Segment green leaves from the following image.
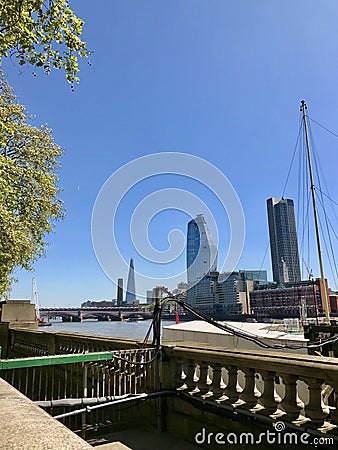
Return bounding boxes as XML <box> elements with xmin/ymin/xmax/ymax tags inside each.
<box><xmin>0</xmin><ymin>73</ymin><xmax>64</xmax><ymax>296</ymax></box>
<box><xmin>0</xmin><ymin>0</ymin><xmax>91</xmax><ymax>87</ymax></box>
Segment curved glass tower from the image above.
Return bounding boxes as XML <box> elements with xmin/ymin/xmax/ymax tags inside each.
<box><xmin>186</xmin><ymin>214</ymin><xmax>218</xmax><ymax>285</ymax></box>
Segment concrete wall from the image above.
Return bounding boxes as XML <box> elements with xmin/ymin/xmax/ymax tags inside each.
<box><xmin>0</xmin><ymin>378</ymin><xmax>92</xmax><ymax>450</ymax></box>
<box><xmin>1</xmin><ymin>300</ymin><xmax>37</xmax><ymax>329</ymax></box>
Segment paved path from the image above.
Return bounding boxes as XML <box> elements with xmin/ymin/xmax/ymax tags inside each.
<box><xmin>93</xmin><ymin>429</ymin><xmax>199</xmax><ymax>450</ymax></box>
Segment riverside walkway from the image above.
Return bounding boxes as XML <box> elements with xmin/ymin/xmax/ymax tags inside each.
<box><xmin>1</xmin><ymin>327</ymin><xmax>338</xmax><ymax>449</ymax></box>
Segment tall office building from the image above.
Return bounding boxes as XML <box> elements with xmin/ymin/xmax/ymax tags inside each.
<box><xmin>186</xmin><ymin>214</ymin><xmax>218</xmax><ymax>285</ymax></box>
<box><xmin>267</xmin><ymin>198</ymin><xmax>301</xmax><ymax>284</ymax></box>
<box><xmin>125</xmin><ymin>258</ymin><xmax>136</xmax><ymax>304</ymax></box>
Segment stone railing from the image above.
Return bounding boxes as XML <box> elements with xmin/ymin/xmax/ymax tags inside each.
<box><xmin>3</xmin><ymin>328</ymin><xmax>338</xmax><ymax>442</ymax></box>
<box><xmin>6</xmin><ymin>328</ymin><xmax>146</xmax><ymax>358</ymax></box>
<box><xmin>161</xmin><ymin>342</ymin><xmax>338</xmax><ymax>435</ymax></box>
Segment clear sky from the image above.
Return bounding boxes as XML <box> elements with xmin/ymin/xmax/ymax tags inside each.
<box><xmin>4</xmin><ymin>0</ymin><xmax>338</xmax><ymax>306</ymax></box>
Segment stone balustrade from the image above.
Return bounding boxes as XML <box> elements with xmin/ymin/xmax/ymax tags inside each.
<box><xmin>6</xmin><ymin>327</ymin><xmax>146</xmax><ymax>358</ymax></box>
<box><xmin>3</xmin><ymin>327</ymin><xmax>338</xmax><ymax>444</ymax></box>
<box><xmin>161</xmin><ymin>342</ymin><xmax>338</xmax><ymax>435</ymax></box>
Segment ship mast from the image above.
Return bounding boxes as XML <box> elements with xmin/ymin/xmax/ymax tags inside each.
<box><xmin>32</xmin><ymin>278</ymin><xmax>40</xmax><ymax>321</ymax></box>
<box><xmin>300</xmin><ymin>100</ymin><xmax>330</xmax><ymax>323</ymax></box>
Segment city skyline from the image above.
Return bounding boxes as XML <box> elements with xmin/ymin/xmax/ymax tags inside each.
<box><xmin>5</xmin><ymin>1</ymin><xmax>338</xmax><ymax>306</ymax></box>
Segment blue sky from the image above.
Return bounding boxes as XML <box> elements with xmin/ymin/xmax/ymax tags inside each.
<box><xmin>4</xmin><ymin>0</ymin><xmax>338</xmax><ymax>306</ymax></box>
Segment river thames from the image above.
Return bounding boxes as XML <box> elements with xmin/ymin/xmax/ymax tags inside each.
<box><xmin>49</xmin><ymin>319</ymin><xmax>174</xmax><ymax>340</ymax></box>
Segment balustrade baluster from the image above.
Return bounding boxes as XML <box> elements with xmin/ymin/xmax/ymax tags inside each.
<box><xmin>303</xmin><ymin>377</ymin><xmax>327</xmax><ymax>427</ymax></box>
<box><xmin>174</xmin><ymin>359</ymin><xmax>185</xmax><ymax>390</ymax></box>
<box><xmin>237</xmin><ymin>368</ymin><xmax>257</xmax><ymax>409</ymax></box>
<box><xmin>327</xmin><ymin>380</ymin><xmax>338</xmax><ymax>434</ymax></box>
<box><xmin>197</xmin><ymin>361</ymin><xmax>209</xmax><ymax>396</ymax></box>
<box><xmin>220</xmin><ymin>365</ymin><xmax>239</xmax><ymax>404</ymax></box>
<box><xmin>202</xmin><ymin>362</ymin><xmax>214</xmax><ymax>399</ymax></box>
<box><xmin>183</xmin><ymin>359</ymin><xmax>196</xmax><ymax>389</ymax></box>
<box><xmin>258</xmin><ymin>370</ymin><xmax>278</xmax><ymax>415</ymax></box>
<box><xmin>186</xmin><ymin>360</ymin><xmax>198</xmax><ymax>395</ymax></box>
<box><xmin>280</xmin><ymin>374</ymin><xmax>301</xmax><ymax>421</ymax></box>
<box><xmin>212</xmin><ymin>364</ymin><xmax>225</xmax><ymax>401</ymax></box>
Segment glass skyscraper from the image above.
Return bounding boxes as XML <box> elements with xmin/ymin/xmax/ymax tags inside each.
<box><xmin>267</xmin><ymin>197</ymin><xmax>301</xmax><ymax>284</ymax></box>
<box><xmin>186</xmin><ymin>214</ymin><xmax>218</xmax><ymax>285</ymax></box>
<box><xmin>125</xmin><ymin>258</ymin><xmax>136</xmax><ymax>304</ymax></box>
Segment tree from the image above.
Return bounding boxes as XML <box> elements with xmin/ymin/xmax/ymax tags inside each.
<box><xmin>0</xmin><ymin>72</ymin><xmax>64</xmax><ymax>297</ymax></box>
<box><xmin>0</xmin><ymin>0</ymin><xmax>90</xmax><ymax>87</ymax></box>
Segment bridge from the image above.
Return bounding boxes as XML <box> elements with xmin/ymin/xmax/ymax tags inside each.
<box><xmin>40</xmin><ymin>306</ymin><xmax>154</xmax><ymax>322</ymax></box>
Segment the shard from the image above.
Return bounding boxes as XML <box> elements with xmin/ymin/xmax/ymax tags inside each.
<box><xmin>125</xmin><ymin>258</ymin><xmax>136</xmax><ymax>304</ymax></box>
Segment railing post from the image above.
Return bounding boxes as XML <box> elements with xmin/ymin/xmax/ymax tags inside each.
<box><xmin>303</xmin><ymin>377</ymin><xmax>327</xmax><ymax>426</ymax></box>
<box><xmin>197</xmin><ymin>361</ymin><xmax>209</xmax><ymax>395</ymax></box>
<box><xmin>222</xmin><ymin>365</ymin><xmax>239</xmax><ymax>404</ymax></box>
<box><xmin>211</xmin><ymin>364</ymin><xmax>224</xmax><ymax>398</ymax></box>
<box><xmin>329</xmin><ymin>379</ymin><xmax>338</xmax><ymax>433</ymax></box>
<box><xmin>239</xmin><ymin>367</ymin><xmax>257</xmax><ymax>409</ymax></box>
<box><xmin>186</xmin><ymin>360</ymin><xmax>199</xmax><ymax>395</ymax></box>
<box><xmin>281</xmin><ymin>374</ymin><xmax>301</xmax><ymax>421</ymax></box>
<box><xmin>259</xmin><ymin>370</ymin><xmax>278</xmax><ymax>415</ymax></box>
<box><xmin>180</xmin><ymin>358</ymin><xmax>195</xmax><ymax>392</ymax></box>
<box><xmin>173</xmin><ymin>359</ymin><xmax>184</xmax><ymax>389</ymax></box>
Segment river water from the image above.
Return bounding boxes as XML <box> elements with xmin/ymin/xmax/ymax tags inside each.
<box><xmin>49</xmin><ymin>319</ymin><xmax>174</xmax><ymax>341</ymax></box>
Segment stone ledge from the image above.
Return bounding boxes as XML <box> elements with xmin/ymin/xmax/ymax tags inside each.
<box><xmin>0</xmin><ymin>378</ymin><xmax>91</xmax><ymax>449</ymax></box>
